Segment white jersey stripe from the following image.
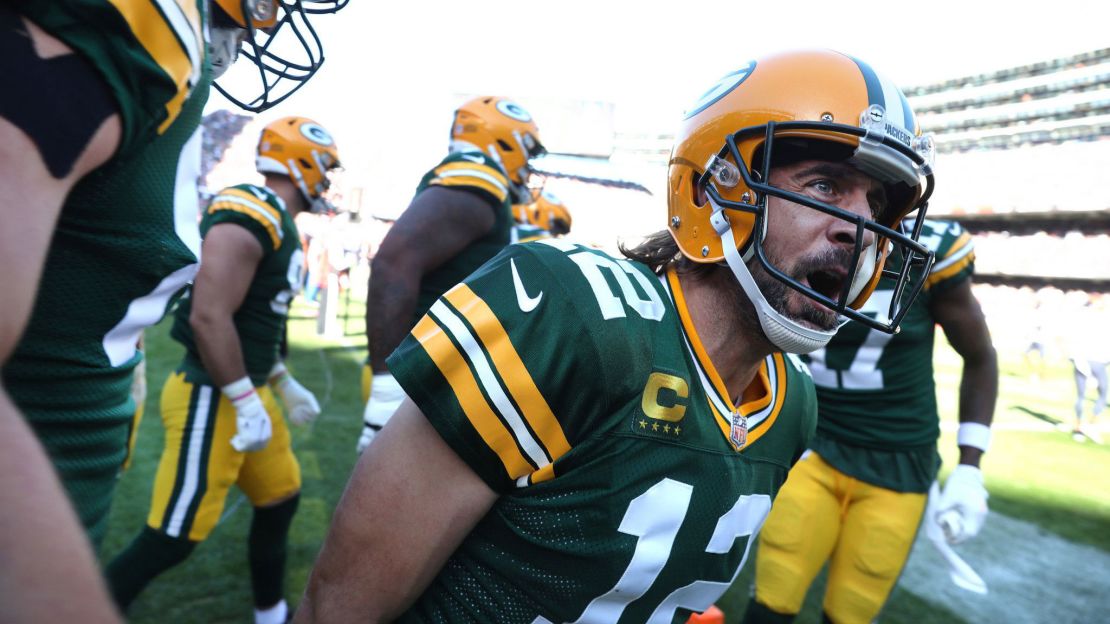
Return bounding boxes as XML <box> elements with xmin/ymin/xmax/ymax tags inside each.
<box><xmin>212</xmin><ymin>195</ymin><xmax>285</xmax><ymax>239</ymax></box>
<box><xmin>436</xmin><ymin>169</ymin><xmax>509</xmax><ymax>195</ymax></box>
<box><xmin>931</xmin><ymin>240</ymin><xmax>975</xmax><ymax>274</ymax></box>
<box><xmin>166</xmin><ymin>385</ymin><xmax>212</xmax><ymax>538</ymax></box>
<box><xmin>153</xmin><ymin>0</ymin><xmax>202</xmax><ymax>85</ymax></box>
<box><xmin>429</xmin><ymin>301</ymin><xmax>550</xmax><ymax>469</ymax></box>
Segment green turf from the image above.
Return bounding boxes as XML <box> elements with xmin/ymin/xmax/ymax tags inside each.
<box><xmin>99</xmin><ymin>295</ymin><xmax>1110</xmax><ymax>623</ymax></box>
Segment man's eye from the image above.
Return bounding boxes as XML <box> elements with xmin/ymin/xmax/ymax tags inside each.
<box><xmin>812</xmin><ymin>180</ymin><xmax>834</xmax><ymax>194</ymax></box>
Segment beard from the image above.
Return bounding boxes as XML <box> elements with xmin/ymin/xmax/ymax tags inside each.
<box><xmin>747</xmin><ymin>246</ymin><xmax>858</xmax><ymax>332</ymax></box>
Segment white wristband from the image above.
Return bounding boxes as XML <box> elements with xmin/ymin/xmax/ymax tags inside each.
<box><xmin>221</xmin><ymin>376</ymin><xmax>256</xmax><ymax>402</ymax></box>
<box><xmin>957</xmin><ymin>422</ymin><xmax>991</xmax><ymax>453</ymax></box>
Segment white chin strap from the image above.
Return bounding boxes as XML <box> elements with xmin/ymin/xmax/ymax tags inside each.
<box><xmin>709</xmin><ymin>198</ymin><xmax>837</xmax><ymax>354</ymax></box>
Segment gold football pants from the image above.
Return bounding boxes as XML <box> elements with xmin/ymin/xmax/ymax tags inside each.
<box><xmin>752</xmin><ymin>452</ymin><xmax>926</xmax><ymax>624</ymax></box>
<box><xmin>146</xmin><ymin>372</ymin><xmax>301</xmax><ymax>542</ymax></box>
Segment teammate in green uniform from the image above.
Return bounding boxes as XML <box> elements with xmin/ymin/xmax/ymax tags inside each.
<box><xmin>0</xmin><ymin>2</ymin><xmax>343</xmax><ymax>620</ymax></box>
<box><xmin>741</xmin><ymin>218</ymin><xmax>997</xmax><ymax>624</ymax></box>
<box><xmin>511</xmin><ymin>187</ymin><xmax>573</xmax><ymax>243</ymax></box>
<box><xmin>297</xmin><ymin>49</ymin><xmax>939</xmax><ymax>623</ymax></box>
<box><xmin>358</xmin><ymin>96</ymin><xmax>546</xmax><ymax>451</ymax></box>
<box><xmin>105</xmin><ymin>117</ymin><xmax>340</xmax><ymax>624</ymax></box>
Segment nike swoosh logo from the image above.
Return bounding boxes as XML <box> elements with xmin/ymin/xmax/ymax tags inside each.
<box><xmin>511</xmin><ymin>258</ymin><xmax>542</xmax><ymax>312</ymax></box>
<box><xmin>460</xmin><ymin>153</ymin><xmax>485</xmax><ymax>164</ymax></box>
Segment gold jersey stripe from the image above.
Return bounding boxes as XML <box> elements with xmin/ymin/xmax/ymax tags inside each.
<box><xmin>411</xmin><ymin>315</ymin><xmax>534</xmax><ymax>480</ymax></box>
<box><xmin>207</xmin><ymin>202</ymin><xmax>282</xmax><ymax>249</ymax></box>
<box><xmin>429</xmin><ymin>176</ymin><xmax>509</xmax><ymax>203</ymax></box>
<box><xmin>436</xmin><ymin>161</ymin><xmax>510</xmax><ymax>186</ymax></box>
<box><xmin>107</xmin><ymin>0</ymin><xmax>198</xmax><ymax>130</ymax></box>
<box><xmin>530</xmin><ymin>462</ymin><xmax>556</xmax><ymax>485</ymax></box>
<box><xmin>926</xmin><ymin>251</ymin><xmax>975</xmax><ymax>288</ymax></box>
<box><xmin>444</xmin><ymin>285</ymin><xmax>571</xmax><ymax>461</ymax></box>
<box><xmin>218</xmin><ymin>187</ymin><xmax>284</xmax><ymax>221</ymax></box>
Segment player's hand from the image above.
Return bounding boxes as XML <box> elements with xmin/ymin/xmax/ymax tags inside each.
<box><xmin>936</xmin><ymin>464</ymin><xmax>989</xmax><ymax>544</ymax></box>
<box><xmin>358</xmin><ymin>372</ymin><xmax>406</xmax><ymax>453</ymax></box>
<box><xmin>271</xmin><ymin>371</ymin><xmax>321</xmax><ymax>425</ymax></box>
<box><xmin>227</xmin><ymin>386</ymin><xmax>272</xmax><ymax>452</ymax></box>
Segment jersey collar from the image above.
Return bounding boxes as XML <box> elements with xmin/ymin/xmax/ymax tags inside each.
<box><xmin>662</xmin><ymin>266</ymin><xmax>788</xmax><ymax>450</ymax></box>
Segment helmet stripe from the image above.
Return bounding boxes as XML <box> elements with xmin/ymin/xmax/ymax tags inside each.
<box><xmin>849</xmin><ymin>55</ymin><xmax>915</xmax><ymax>133</ymax></box>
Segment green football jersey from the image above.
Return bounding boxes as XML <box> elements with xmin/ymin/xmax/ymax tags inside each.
<box><xmin>803</xmin><ymin>219</ymin><xmax>975</xmax><ymax>492</ymax></box>
<box><xmin>10</xmin><ymin>0</ymin><xmax>207</xmax><ymax>158</ymax></box>
<box><xmin>389</xmin><ymin>240</ymin><xmax>817</xmax><ymax>623</ymax></box>
<box><xmin>2</xmin><ymin>1</ymin><xmax>208</xmax><ymax>540</ymax></box>
<box><xmin>173</xmin><ymin>184</ymin><xmax>304</xmax><ymax>386</ymax></box>
<box><xmin>411</xmin><ymin>151</ymin><xmax>515</xmax><ymax>324</ymax></box>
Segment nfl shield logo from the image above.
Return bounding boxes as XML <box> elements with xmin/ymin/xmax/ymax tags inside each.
<box><xmin>730</xmin><ymin>411</ymin><xmax>748</xmax><ymax>449</ymax></box>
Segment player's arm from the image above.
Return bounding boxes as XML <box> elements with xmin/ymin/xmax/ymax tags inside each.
<box><xmin>930</xmin><ymin>277</ymin><xmax>997</xmax><ymax>544</ymax></box>
<box><xmin>0</xmin><ymin>9</ymin><xmax>123</xmax><ymax>623</ymax></box>
<box><xmin>189</xmin><ymin>223</ymin><xmax>263</xmax><ymax>385</ymax></box>
<box><xmin>296</xmin><ymin>399</ymin><xmax>498</xmax><ymax>623</ymax></box>
<box><xmin>930</xmin><ymin>278</ymin><xmax>998</xmax><ymax>468</ymax></box>
<box><xmin>190</xmin><ymin>223</ymin><xmax>276</xmax><ymax>452</ymax></box>
<box><xmin>366</xmin><ymin>186</ymin><xmax>497</xmax><ymax>372</ymax></box>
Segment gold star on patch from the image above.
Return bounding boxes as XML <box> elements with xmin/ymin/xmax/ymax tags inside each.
<box><xmin>652</xmin><ymin>422</ymin><xmax>659</xmax><ymax>432</ymax></box>
<box><xmin>674</xmin><ymin>426</ymin><xmax>681</xmax><ymax>436</ymax></box>
<box><xmin>638</xmin><ymin>419</ymin><xmax>647</xmax><ymax>429</ymax></box>
<box><xmin>663</xmin><ymin>424</ymin><xmax>671</xmax><ymax>433</ymax></box>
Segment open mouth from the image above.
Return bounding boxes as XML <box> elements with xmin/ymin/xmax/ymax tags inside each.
<box><xmin>804</xmin><ymin>268</ymin><xmax>848</xmax><ymax>305</ymax></box>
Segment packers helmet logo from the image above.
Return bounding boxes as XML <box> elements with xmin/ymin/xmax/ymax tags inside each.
<box><xmin>496</xmin><ymin>100</ymin><xmax>533</xmax><ymax>123</ymax></box>
<box><xmin>684</xmin><ymin>61</ymin><xmax>756</xmax><ymax>120</ymax></box>
<box><xmin>300</xmin><ymin>123</ymin><xmax>335</xmax><ymax>147</ymax></box>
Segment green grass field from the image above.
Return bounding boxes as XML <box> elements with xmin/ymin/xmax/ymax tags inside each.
<box><xmin>99</xmin><ymin>292</ymin><xmax>1110</xmax><ymax>623</ymax></box>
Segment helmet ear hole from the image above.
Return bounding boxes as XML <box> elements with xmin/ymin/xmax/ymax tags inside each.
<box><xmin>497</xmin><ymin>139</ymin><xmax>514</xmax><ymax>152</ymax></box>
<box><xmin>299</xmin><ymin>158</ymin><xmax>313</xmax><ymax>169</ymax></box>
<box><xmin>692</xmin><ymin>174</ymin><xmax>708</xmax><ymax>208</ymax></box>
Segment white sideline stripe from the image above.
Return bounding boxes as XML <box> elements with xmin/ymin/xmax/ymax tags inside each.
<box><xmin>429</xmin><ymin>300</ymin><xmax>549</xmax><ymax>470</ymax></box>
<box><xmin>166</xmin><ymin>385</ymin><xmax>212</xmax><ymax>537</ymax></box>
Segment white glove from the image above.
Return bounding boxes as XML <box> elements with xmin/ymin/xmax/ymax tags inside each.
<box><xmin>935</xmin><ymin>464</ymin><xmax>989</xmax><ymax>544</ymax></box>
<box><xmin>269</xmin><ymin>362</ymin><xmax>321</xmax><ymax>425</ymax></box>
<box><xmin>223</xmin><ymin>378</ymin><xmax>272</xmax><ymax>452</ymax></box>
<box><xmin>358</xmin><ymin>372</ymin><xmax>407</xmax><ymax>453</ymax></box>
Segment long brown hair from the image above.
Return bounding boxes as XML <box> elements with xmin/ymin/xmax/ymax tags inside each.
<box><xmin>619</xmin><ymin>230</ymin><xmax>718</xmax><ymax>279</ymax></box>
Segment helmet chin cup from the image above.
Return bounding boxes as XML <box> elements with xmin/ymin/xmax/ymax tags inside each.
<box><xmin>710</xmin><ymin>196</ymin><xmax>836</xmax><ymax>354</ymax></box>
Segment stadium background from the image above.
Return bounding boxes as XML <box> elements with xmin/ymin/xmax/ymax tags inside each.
<box><xmin>103</xmin><ymin>3</ymin><xmax>1110</xmax><ymax>620</ymax></box>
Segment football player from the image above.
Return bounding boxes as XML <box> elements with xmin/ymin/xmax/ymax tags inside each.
<box><xmin>511</xmin><ymin>187</ymin><xmax>573</xmax><ymax>243</ymax></box>
<box><xmin>741</xmin><ymin>218</ymin><xmax>997</xmax><ymax>624</ymax></box>
<box><xmin>295</xmin><ymin>49</ymin><xmax>938</xmax><ymax>623</ymax></box>
<box><xmin>105</xmin><ymin>117</ymin><xmax>337</xmax><ymax>624</ymax></box>
<box><xmin>0</xmin><ymin>1</ymin><xmax>343</xmax><ymax>621</ymax></box>
<box><xmin>358</xmin><ymin>96</ymin><xmax>546</xmax><ymax>451</ymax></box>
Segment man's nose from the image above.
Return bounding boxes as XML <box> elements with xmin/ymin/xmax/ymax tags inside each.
<box><xmin>827</xmin><ymin>189</ymin><xmax>877</xmax><ymax>249</ymax></box>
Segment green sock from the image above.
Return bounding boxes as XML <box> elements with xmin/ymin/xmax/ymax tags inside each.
<box><xmin>105</xmin><ymin>526</ymin><xmax>196</xmax><ymax>611</ymax></box>
<box><xmin>740</xmin><ymin>600</ymin><xmax>796</xmax><ymax>624</ymax></box>
<box><xmin>249</xmin><ymin>494</ymin><xmax>300</xmax><ymax>609</ymax></box>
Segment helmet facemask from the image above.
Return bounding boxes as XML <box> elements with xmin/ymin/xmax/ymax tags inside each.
<box><xmin>212</xmin><ymin>0</ymin><xmax>337</xmax><ymax>113</ymax></box>
<box><xmin>697</xmin><ymin>116</ymin><xmax>936</xmax><ymax>351</ymax></box>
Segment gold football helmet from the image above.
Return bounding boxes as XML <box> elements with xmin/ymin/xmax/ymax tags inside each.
<box><xmin>449</xmin><ymin>96</ymin><xmax>545</xmax><ymax>193</ymax></box>
<box><xmin>529</xmin><ymin>189</ymin><xmax>572</xmax><ymax>236</ymax></box>
<box><xmin>668</xmin><ymin>49</ymin><xmax>935</xmax><ymax>351</ymax></box>
<box><xmin>256</xmin><ymin>116</ymin><xmax>341</xmax><ymax>210</ymax></box>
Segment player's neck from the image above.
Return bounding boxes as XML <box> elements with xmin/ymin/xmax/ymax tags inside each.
<box><xmin>679</xmin><ymin>268</ymin><xmax>771</xmax><ymax>405</ymax></box>
<box><xmin>263</xmin><ymin>175</ymin><xmax>309</xmax><ymax>216</ymax></box>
